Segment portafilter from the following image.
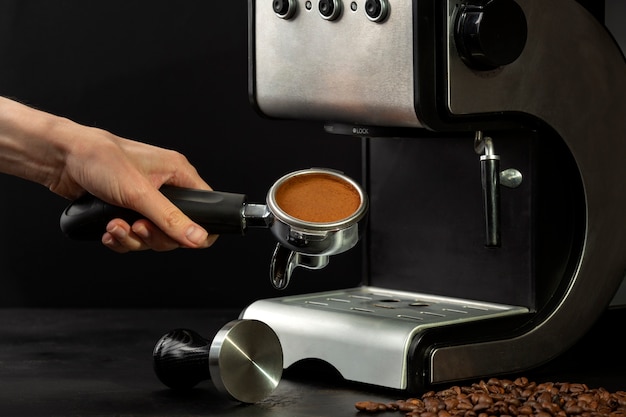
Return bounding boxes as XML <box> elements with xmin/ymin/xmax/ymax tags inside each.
<box><xmin>59</xmin><ymin>168</ymin><xmax>368</xmax><ymax>289</ymax></box>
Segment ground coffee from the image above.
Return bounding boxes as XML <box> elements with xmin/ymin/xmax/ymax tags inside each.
<box><xmin>355</xmin><ymin>377</ymin><xmax>626</xmax><ymax>417</ymax></box>
<box><xmin>274</xmin><ymin>172</ymin><xmax>361</xmax><ymax>223</ymax></box>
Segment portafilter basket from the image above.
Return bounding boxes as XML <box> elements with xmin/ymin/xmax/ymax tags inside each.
<box><xmin>59</xmin><ymin>167</ymin><xmax>368</xmax><ymax>290</ymax></box>
<box><xmin>265</xmin><ymin>168</ymin><xmax>368</xmax><ymax>289</ymax></box>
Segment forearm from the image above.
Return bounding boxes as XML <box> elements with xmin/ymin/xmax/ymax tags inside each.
<box><xmin>0</xmin><ymin>96</ymin><xmax>72</xmax><ymax>189</ymax></box>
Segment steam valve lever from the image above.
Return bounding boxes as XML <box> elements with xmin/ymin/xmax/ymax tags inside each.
<box><xmin>475</xmin><ymin>132</ymin><xmax>501</xmax><ymax>247</ymax></box>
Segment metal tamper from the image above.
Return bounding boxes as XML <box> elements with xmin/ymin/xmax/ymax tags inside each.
<box><xmin>153</xmin><ymin>319</ymin><xmax>283</xmax><ymax>403</ymax></box>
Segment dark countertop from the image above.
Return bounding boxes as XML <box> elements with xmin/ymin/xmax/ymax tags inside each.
<box><xmin>0</xmin><ymin>307</ymin><xmax>624</xmax><ymax>416</ymax></box>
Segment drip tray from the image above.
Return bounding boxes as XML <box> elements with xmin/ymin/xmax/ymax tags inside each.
<box><xmin>240</xmin><ymin>286</ymin><xmax>528</xmax><ymax>390</ymax></box>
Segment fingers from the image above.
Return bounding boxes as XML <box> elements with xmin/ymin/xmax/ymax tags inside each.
<box><xmin>99</xmin><ymin>186</ymin><xmax>219</xmax><ymax>252</ymax></box>
<box><xmin>130</xmin><ymin>220</ymin><xmax>180</xmax><ymax>251</ymax></box>
<box><xmin>102</xmin><ymin>219</ymin><xmax>177</xmax><ymax>252</ymax></box>
<box><xmin>131</xmin><ymin>189</ymin><xmax>215</xmax><ymax>249</ymax></box>
<box><xmin>102</xmin><ymin>220</ymin><xmax>148</xmax><ymax>253</ymax></box>
<box><xmin>102</xmin><ymin>218</ymin><xmax>219</xmax><ymax>253</ymax></box>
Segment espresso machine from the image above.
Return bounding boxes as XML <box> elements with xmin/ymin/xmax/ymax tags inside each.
<box><xmin>240</xmin><ymin>0</ymin><xmax>626</xmax><ymax>393</ymax></box>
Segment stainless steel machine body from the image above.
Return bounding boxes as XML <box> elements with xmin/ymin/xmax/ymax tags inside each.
<box><xmin>241</xmin><ymin>0</ymin><xmax>626</xmax><ymax>392</ymax></box>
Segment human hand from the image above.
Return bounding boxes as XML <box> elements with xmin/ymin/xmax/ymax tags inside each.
<box><xmin>0</xmin><ymin>97</ymin><xmax>217</xmax><ymax>253</ymax></box>
<box><xmin>57</xmin><ymin>133</ymin><xmax>219</xmax><ymax>253</ymax></box>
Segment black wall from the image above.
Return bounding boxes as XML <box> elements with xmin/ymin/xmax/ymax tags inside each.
<box><xmin>0</xmin><ymin>0</ymin><xmax>621</xmax><ymax>309</ymax></box>
<box><xmin>0</xmin><ymin>1</ymin><xmax>363</xmax><ymax>307</ymax></box>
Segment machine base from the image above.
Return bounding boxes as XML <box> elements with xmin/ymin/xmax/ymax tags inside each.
<box><xmin>240</xmin><ymin>286</ymin><xmax>528</xmax><ymax>390</ymax></box>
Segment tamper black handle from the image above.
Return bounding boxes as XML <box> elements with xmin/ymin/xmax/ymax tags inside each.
<box><xmin>153</xmin><ymin>328</ymin><xmax>211</xmax><ymax>390</ymax></box>
<box><xmin>59</xmin><ymin>185</ymin><xmax>247</xmax><ymax>240</ymax></box>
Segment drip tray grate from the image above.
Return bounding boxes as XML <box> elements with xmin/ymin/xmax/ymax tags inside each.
<box><xmin>275</xmin><ymin>286</ymin><xmax>529</xmax><ymax>326</ymax></box>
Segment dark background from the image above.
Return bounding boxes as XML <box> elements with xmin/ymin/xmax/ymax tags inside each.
<box><xmin>0</xmin><ymin>1</ymin><xmax>363</xmax><ymax>307</ymax></box>
<box><xmin>0</xmin><ymin>0</ymin><xmax>623</xmax><ymax>308</ymax></box>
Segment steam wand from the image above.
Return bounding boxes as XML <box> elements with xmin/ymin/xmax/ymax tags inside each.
<box><xmin>474</xmin><ymin>131</ymin><xmax>524</xmax><ymax>247</ymax></box>
<box><xmin>475</xmin><ymin>131</ymin><xmax>501</xmax><ymax>247</ymax></box>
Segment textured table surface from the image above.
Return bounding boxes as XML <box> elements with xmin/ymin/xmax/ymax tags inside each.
<box><xmin>0</xmin><ymin>307</ymin><xmax>624</xmax><ymax>416</ymax></box>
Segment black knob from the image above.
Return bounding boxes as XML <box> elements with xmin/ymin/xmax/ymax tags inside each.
<box><xmin>319</xmin><ymin>0</ymin><xmax>342</xmax><ymax>21</ymax></box>
<box><xmin>273</xmin><ymin>0</ymin><xmax>296</xmax><ymax>19</ymax></box>
<box><xmin>454</xmin><ymin>0</ymin><xmax>528</xmax><ymax>70</ymax></box>
<box><xmin>365</xmin><ymin>0</ymin><xmax>389</xmax><ymax>23</ymax></box>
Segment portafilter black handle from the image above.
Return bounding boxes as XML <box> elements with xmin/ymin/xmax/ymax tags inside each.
<box><xmin>153</xmin><ymin>320</ymin><xmax>283</xmax><ymax>403</ymax></box>
<box><xmin>59</xmin><ymin>185</ymin><xmax>247</xmax><ymax>240</ymax></box>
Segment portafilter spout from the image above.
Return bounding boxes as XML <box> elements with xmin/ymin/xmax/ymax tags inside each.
<box><xmin>59</xmin><ymin>168</ymin><xmax>368</xmax><ymax>290</ymax></box>
<box><xmin>269</xmin><ymin>244</ymin><xmax>330</xmax><ymax>290</ymax></box>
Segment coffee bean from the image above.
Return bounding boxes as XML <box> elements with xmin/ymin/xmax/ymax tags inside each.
<box><xmin>355</xmin><ymin>378</ymin><xmax>626</xmax><ymax>416</ymax></box>
<box><xmin>355</xmin><ymin>401</ymin><xmax>389</xmax><ymax>412</ymax></box>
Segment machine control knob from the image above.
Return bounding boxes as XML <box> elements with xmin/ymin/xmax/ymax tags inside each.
<box><xmin>319</xmin><ymin>0</ymin><xmax>342</xmax><ymax>21</ymax></box>
<box><xmin>365</xmin><ymin>0</ymin><xmax>389</xmax><ymax>23</ymax></box>
<box><xmin>454</xmin><ymin>0</ymin><xmax>527</xmax><ymax>70</ymax></box>
<box><xmin>273</xmin><ymin>0</ymin><xmax>296</xmax><ymax>19</ymax></box>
